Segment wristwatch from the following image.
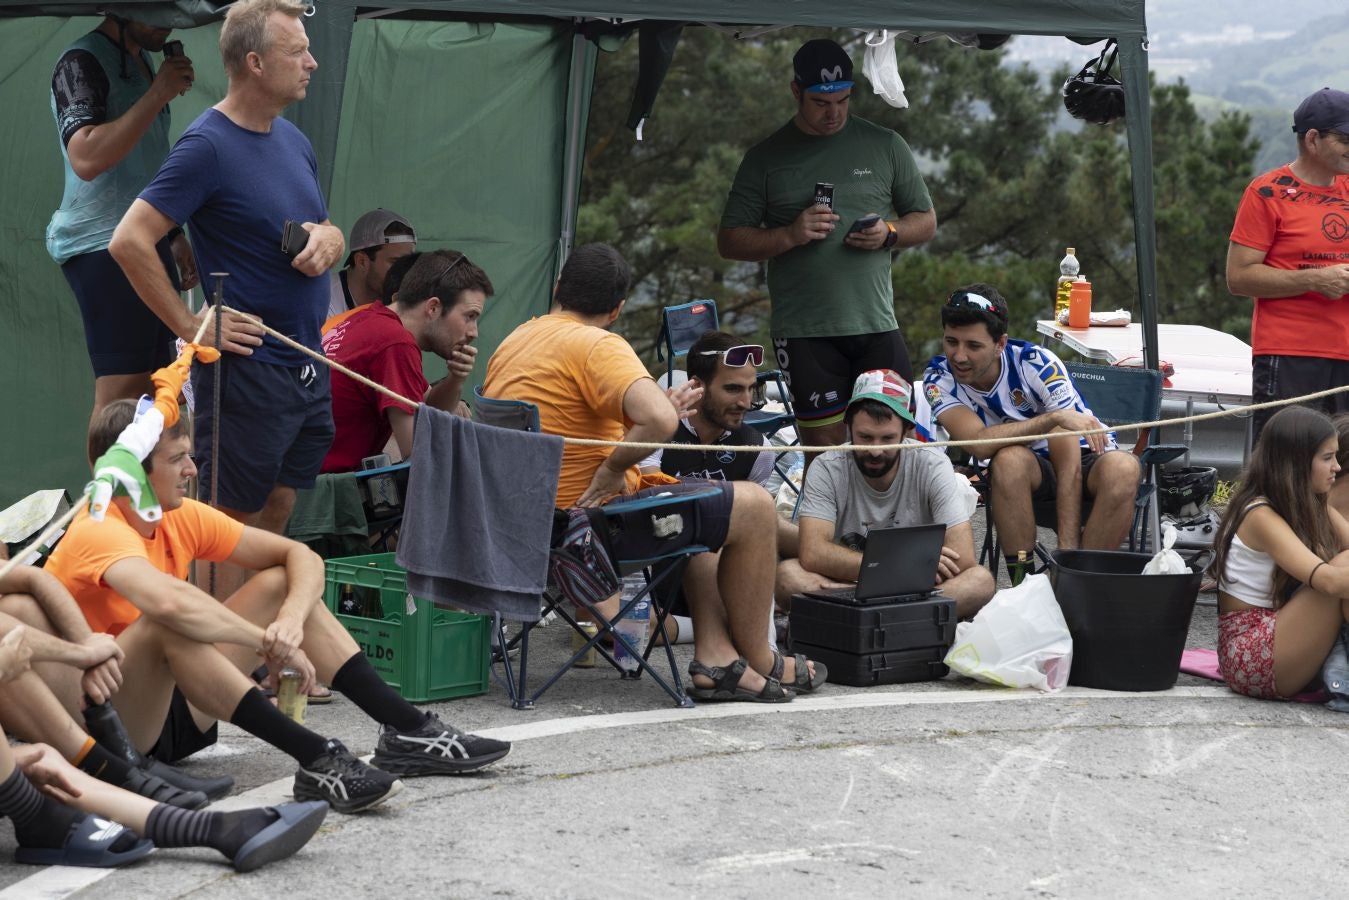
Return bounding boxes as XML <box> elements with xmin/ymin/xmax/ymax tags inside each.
<box><xmin>882</xmin><ymin>221</ymin><xmax>898</xmax><ymax>249</ymax></box>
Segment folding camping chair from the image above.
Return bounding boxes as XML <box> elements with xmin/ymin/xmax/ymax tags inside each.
<box><xmin>655</xmin><ymin>300</ymin><xmax>799</xmax><ymax>495</ymax></box>
<box><xmin>979</xmin><ymin>362</ymin><xmax>1186</xmax><ymax>577</ymax></box>
<box><xmin>473</xmin><ymin>385</ymin><xmax>712</xmax><ymax>709</ymax></box>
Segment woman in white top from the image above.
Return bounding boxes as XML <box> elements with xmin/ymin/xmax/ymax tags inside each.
<box><xmin>1210</xmin><ymin>406</ymin><xmax>1349</xmax><ymax>698</ymax></box>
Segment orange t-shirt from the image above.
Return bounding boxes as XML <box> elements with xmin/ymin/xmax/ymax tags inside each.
<box><xmin>1230</xmin><ymin>165</ymin><xmax>1349</xmax><ymax>360</ymax></box>
<box><xmin>483</xmin><ymin>314</ymin><xmax>651</xmax><ymax>507</ymax></box>
<box><xmin>45</xmin><ymin>499</ymin><xmax>245</xmax><ymax>635</ymax></box>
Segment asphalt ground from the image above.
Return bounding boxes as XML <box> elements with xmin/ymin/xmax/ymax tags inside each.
<box><xmin>2</xmin><ymin>523</ymin><xmax>1344</xmax><ymax>898</ymax></box>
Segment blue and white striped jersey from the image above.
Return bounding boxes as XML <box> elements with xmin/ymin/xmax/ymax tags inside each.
<box><xmin>922</xmin><ymin>339</ymin><xmax>1115</xmax><ymax>458</ymax></box>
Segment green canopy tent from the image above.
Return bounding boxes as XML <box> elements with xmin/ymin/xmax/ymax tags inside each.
<box><xmin>0</xmin><ymin>0</ymin><xmax>1157</xmax><ymax>507</ymax></box>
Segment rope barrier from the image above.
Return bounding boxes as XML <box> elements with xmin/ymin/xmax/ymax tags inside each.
<box><xmin>220</xmin><ymin>304</ymin><xmax>1349</xmax><ymax>455</ymax></box>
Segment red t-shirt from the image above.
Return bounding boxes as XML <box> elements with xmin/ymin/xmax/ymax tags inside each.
<box><xmin>1230</xmin><ymin>165</ymin><xmax>1349</xmax><ymax>360</ymax></box>
<box><xmin>321</xmin><ymin>302</ymin><xmax>427</xmax><ymax>472</ymax></box>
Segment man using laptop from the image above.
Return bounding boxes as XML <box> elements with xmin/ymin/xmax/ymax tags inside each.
<box><xmin>785</xmin><ymin>370</ymin><xmax>994</xmax><ymax>618</ymax></box>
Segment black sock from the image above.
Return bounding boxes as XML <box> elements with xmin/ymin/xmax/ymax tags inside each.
<box><xmin>145</xmin><ymin>803</ymin><xmax>278</xmax><ymax>860</ymax></box>
<box><xmin>228</xmin><ymin>688</ymin><xmax>330</xmax><ymax>765</ymax></box>
<box><xmin>330</xmin><ymin>652</ymin><xmax>426</xmax><ymax>732</ymax></box>
<box><xmin>76</xmin><ymin>741</ymin><xmax>135</xmax><ymax>785</ymax></box>
<box><xmin>0</xmin><ymin>767</ymin><xmax>82</xmax><ymax>849</ymax></box>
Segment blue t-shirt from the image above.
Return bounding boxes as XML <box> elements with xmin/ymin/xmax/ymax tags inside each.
<box><xmin>139</xmin><ymin>109</ymin><xmax>329</xmax><ymax>366</ymax></box>
<box><xmin>923</xmin><ymin>339</ymin><xmax>1116</xmax><ymax>458</ymax></box>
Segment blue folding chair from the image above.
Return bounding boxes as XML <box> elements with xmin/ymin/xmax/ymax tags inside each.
<box><xmin>473</xmin><ymin>385</ymin><xmax>710</xmax><ymax>709</ymax></box>
<box><xmin>655</xmin><ymin>300</ymin><xmax>800</xmax><ymax>496</ymax></box>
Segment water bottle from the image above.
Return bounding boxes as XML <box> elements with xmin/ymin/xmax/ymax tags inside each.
<box><xmin>1055</xmin><ymin>247</ymin><xmax>1080</xmax><ymax>321</ymax></box>
<box><xmin>612</xmin><ymin>573</ymin><xmax>650</xmax><ymax>678</ymax></box>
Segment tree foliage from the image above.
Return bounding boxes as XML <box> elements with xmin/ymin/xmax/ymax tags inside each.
<box><xmin>577</xmin><ymin>29</ymin><xmax>1261</xmax><ymax>370</ymax></box>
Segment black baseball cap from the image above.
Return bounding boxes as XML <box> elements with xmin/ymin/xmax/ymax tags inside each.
<box><xmin>793</xmin><ymin>39</ymin><xmax>854</xmax><ymax>94</ymax></box>
<box><xmin>1292</xmin><ymin>88</ymin><xmax>1349</xmax><ymax>134</ymax></box>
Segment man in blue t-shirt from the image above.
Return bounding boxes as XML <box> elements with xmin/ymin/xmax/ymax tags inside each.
<box><xmin>110</xmin><ymin>0</ymin><xmax>344</xmax><ymax>553</ymax></box>
<box><xmin>923</xmin><ymin>284</ymin><xmax>1140</xmax><ymax>578</ymax></box>
<box><xmin>48</xmin><ymin>15</ymin><xmax>198</xmax><ymax>429</ymax></box>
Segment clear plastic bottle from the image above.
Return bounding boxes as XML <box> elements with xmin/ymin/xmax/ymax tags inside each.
<box><xmin>612</xmin><ymin>573</ymin><xmax>650</xmax><ymax>678</ymax></box>
<box><xmin>1055</xmin><ymin>248</ymin><xmax>1080</xmax><ymax>321</ymax></box>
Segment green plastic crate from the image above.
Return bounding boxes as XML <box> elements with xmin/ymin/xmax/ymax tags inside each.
<box><xmin>323</xmin><ymin>552</ymin><xmax>489</xmax><ymax>703</ymax></box>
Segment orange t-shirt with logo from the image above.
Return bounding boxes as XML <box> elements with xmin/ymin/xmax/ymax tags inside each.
<box><xmin>45</xmin><ymin>499</ymin><xmax>245</xmax><ymax>636</ymax></box>
<box><xmin>483</xmin><ymin>314</ymin><xmax>652</xmax><ymax>507</ymax></box>
<box><xmin>1230</xmin><ymin>165</ymin><xmax>1349</xmax><ymax>360</ymax></box>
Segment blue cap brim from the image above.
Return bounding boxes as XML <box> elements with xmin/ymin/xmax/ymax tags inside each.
<box><xmin>805</xmin><ymin>81</ymin><xmax>853</xmax><ymax>94</ymax></box>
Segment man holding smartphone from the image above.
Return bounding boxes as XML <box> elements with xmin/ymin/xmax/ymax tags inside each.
<box><xmin>718</xmin><ymin>38</ymin><xmax>937</xmax><ymax>451</ymax></box>
<box><xmin>48</xmin><ymin>14</ymin><xmax>198</xmax><ymax>431</ymax></box>
<box><xmin>110</xmin><ymin>0</ymin><xmax>344</xmax><ymax>598</ymax></box>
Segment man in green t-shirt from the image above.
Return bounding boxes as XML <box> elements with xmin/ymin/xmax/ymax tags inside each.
<box><xmin>717</xmin><ymin>38</ymin><xmax>936</xmax><ymax>450</ymax></box>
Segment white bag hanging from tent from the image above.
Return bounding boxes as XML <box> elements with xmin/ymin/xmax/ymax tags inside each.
<box><xmin>944</xmin><ymin>573</ymin><xmax>1073</xmax><ymax>691</ymax></box>
<box><xmin>862</xmin><ymin>30</ymin><xmax>909</xmax><ymax>109</ymax></box>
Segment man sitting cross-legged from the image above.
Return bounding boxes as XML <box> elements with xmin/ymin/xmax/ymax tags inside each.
<box><xmin>484</xmin><ymin>242</ymin><xmax>826</xmax><ymax>700</ymax></box>
<box><xmin>0</xmin><ymin>625</ymin><xmax>328</xmax><ymax>871</ymax></box>
<box><xmin>34</xmin><ymin>400</ymin><xmax>510</xmax><ymax>812</ymax></box>
<box><xmin>781</xmin><ymin>370</ymin><xmax>995</xmax><ymax>619</ymax></box>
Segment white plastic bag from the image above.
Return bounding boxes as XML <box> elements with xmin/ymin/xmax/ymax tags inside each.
<box><xmin>1143</xmin><ymin>523</ymin><xmax>1188</xmax><ymax>575</ymax></box>
<box><xmin>862</xmin><ymin>30</ymin><xmax>909</xmax><ymax>109</ymax></box>
<box><xmin>944</xmin><ymin>573</ymin><xmax>1073</xmax><ymax>690</ymax></box>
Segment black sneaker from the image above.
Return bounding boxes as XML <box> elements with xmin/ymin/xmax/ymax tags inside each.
<box><xmin>372</xmin><ymin>713</ymin><xmax>511</xmax><ymax>776</ymax></box>
<box><xmin>293</xmin><ymin>739</ymin><xmax>402</xmax><ymax>814</ymax></box>
<box><xmin>120</xmin><ymin>764</ymin><xmax>209</xmax><ymax>810</ymax></box>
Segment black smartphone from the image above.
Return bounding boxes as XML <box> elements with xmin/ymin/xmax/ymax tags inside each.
<box><xmin>812</xmin><ymin>182</ymin><xmax>834</xmax><ymax>210</ymax></box>
<box><xmin>847</xmin><ymin>213</ymin><xmax>883</xmax><ymax>234</ymax></box>
<box><xmin>281</xmin><ymin>220</ymin><xmax>310</xmax><ymax>258</ymax></box>
<box><xmin>163</xmin><ymin>40</ymin><xmax>183</xmax><ymax>58</ymax></box>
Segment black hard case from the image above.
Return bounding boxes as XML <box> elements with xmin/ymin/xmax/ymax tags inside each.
<box><xmin>794</xmin><ymin>642</ymin><xmax>950</xmax><ymax>687</ymax></box>
<box><xmin>789</xmin><ymin>593</ymin><xmax>956</xmax><ymax>654</ymax></box>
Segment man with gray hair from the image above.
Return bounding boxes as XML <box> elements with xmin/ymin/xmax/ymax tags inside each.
<box><xmin>111</xmin><ymin>0</ymin><xmax>344</xmax><ymax>565</ymax></box>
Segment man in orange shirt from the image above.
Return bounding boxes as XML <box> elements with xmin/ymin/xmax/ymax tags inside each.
<box><xmin>38</xmin><ymin>400</ymin><xmax>510</xmax><ymax>812</ymax></box>
<box><xmin>1228</xmin><ymin>87</ymin><xmax>1349</xmax><ymax>442</ymax></box>
<box><xmin>484</xmin><ymin>243</ymin><xmax>826</xmax><ymax>701</ymax></box>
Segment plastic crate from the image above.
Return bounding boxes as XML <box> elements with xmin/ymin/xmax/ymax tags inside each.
<box><xmin>323</xmin><ymin>553</ymin><xmax>489</xmax><ymax>702</ymax></box>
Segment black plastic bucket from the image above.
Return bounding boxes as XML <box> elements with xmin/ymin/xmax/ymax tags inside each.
<box><xmin>1047</xmin><ymin>549</ymin><xmax>1201</xmax><ymax>691</ymax></box>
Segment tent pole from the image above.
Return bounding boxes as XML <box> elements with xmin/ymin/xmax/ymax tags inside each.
<box><xmin>287</xmin><ymin>0</ymin><xmax>357</xmax><ymax>198</ymax></box>
<box><xmin>556</xmin><ymin>27</ymin><xmax>596</xmax><ymax>282</ymax></box>
<box><xmin>1119</xmin><ymin>35</ymin><xmax>1159</xmax><ymax>372</ymax></box>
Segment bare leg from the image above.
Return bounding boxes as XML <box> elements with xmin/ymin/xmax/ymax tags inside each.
<box><xmin>1081</xmin><ymin>450</ymin><xmax>1142</xmax><ymax>550</ymax></box>
<box><xmin>218</xmin><ymin>566</ymin><xmax>361</xmax><ymax>683</ymax></box>
<box><xmin>988</xmin><ymin>446</ymin><xmax>1043</xmax><ymax>557</ymax></box>
<box><xmin>206</xmin><ymin>485</ymin><xmax>297</xmax><ymax>600</ymax></box>
<box><xmin>683</xmin><ymin>551</ymin><xmax>769</xmax><ymax>693</ymax></box>
<box><xmin>5</xmin><ymin>741</ymin><xmax>158</xmax><ymax>832</ymax></box>
<box><xmin>940</xmin><ymin>566</ymin><xmax>997</xmax><ymax>619</ymax></box>
<box><xmin>0</xmin><ymin>670</ymin><xmax>100</xmax><ymax>759</ymax></box>
<box><xmin>1271</xmin><ymin>577</ymin><xmax>1349</xmax><ymax>697</ymax></box>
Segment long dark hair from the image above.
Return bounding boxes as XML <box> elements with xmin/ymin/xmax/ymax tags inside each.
<box><xmin>1210</xmin><ymin>405</ymin><xmax>1339</xmax><ymax>606</ymax></box>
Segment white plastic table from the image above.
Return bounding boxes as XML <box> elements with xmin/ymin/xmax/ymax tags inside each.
<box><xmin>1036</xmin><ymin>320</ymin><xmax>1253</xmax><ymax>463</ymax></box>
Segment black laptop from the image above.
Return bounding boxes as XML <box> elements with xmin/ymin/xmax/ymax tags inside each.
<box><xmin>802</xmin><ymin>523</ymin><xmax>947</xmax><ymax>606</ymax></box>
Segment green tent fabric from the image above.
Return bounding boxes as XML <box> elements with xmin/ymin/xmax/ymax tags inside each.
<box><xmin>0</xmin><ymin>0</ymin><xmax>1159</xmax><ymax>510</ymax></box>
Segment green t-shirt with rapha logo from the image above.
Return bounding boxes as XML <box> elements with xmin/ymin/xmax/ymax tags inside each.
<box><xmin>720</xmin><ymin>115</ymin><xmax>932</xmax><ymax>339</ymax></box>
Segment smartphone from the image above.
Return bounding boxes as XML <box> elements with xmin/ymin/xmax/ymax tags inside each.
<box><xmin>280</xmin><ymin>220</ymin><xmax>310</xmax><ymax>258</ymax></box>
<box><xmin>163</xmin><ymin>40</ymin><xmax>184</xmax><ymax>58</ymax></box>
<box><xmin>847</xmin><ymin>213</ymin><xmax>883</xmax><ymax>234</ymax></box>
<box><xmin>812</xmin><ymin>182</ymin><xmax>834</xmax><ymax>210</ymax></box>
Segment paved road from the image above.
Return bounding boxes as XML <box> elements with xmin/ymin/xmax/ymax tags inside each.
<box><xmin>3</xmin><ymin>556</ymin><xmax>1343</xmax><ymax>897</ymax></box>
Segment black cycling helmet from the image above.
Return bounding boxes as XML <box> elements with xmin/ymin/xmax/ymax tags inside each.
<box><xmin>1062</xmin><ymin>39</ymin><xmax>1125</xmax><ymax>125</ymax></box>
<box><xmin>1158</xmin><ymin>466</ymin><xmax>1218</xmax><ymax>518</ymax></box>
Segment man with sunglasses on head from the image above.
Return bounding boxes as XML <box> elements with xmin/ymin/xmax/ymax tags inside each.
<box><xmin>923</xmin><ymin>285</ymin><xmax>1140</xmax><ymax>583</ymax></box>
<box><xmin>718</xmin><ymin>38</ymin><xmax>936</xmax><ymax>452</ymax></box>
<box><xmin>321</xmin><ymin>250</ymin><xmax>491</xmax><ymax>472</ymax></box>
<box><xmin>1227</xmin><ymin>87</ymin><xmax>1349</xmax><ymax>444</ymax></box>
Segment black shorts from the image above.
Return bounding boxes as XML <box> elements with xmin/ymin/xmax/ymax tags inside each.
<box><xmin>61</xmin><ymin>238</ymin><xmax>179</xmax><ymax>377</ymax></box>
<box><xmin>192</xmin><ymin>355</ymin><xmax>335</xmax><ymax>513</ymax></box>
<box><xmin>600</xmin><ymin>480</ymin><xmax>734</xmax><ymax>563</ymax></box>
<box><xmin>1251</xmin><ymin>354</ymin><xmax>1349</xmax><ymax>445</ymax></box>
<box><xmin>1029</xmin><ymin>449</ymin><xmax>1111</xmax><ymax>505</ymax></box>
<box><xmin>147</xmin><ymin>687</ymin><xmax>218</xmax><ymax>764</ymax></box>
<box><xmin>772</xmin><ymin>330</ymin><xmax>912</xmax><ymax>428</ymax></box>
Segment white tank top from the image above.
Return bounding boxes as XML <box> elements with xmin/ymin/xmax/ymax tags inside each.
<box><xmin>1217</xmin><ymin>501</ymin><xmax>1276</xmax><ymax>608</ymax></box>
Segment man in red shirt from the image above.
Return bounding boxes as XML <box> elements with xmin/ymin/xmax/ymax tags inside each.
<box><xmin>321</xmin><ymin>249</ymin><xmax>493</xmax><ymax>472</ymax></box>
<box><xmin>1228</xmin><ymin>87</ymin><xmax>1349</xmax><ymax>441</ymax></box>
